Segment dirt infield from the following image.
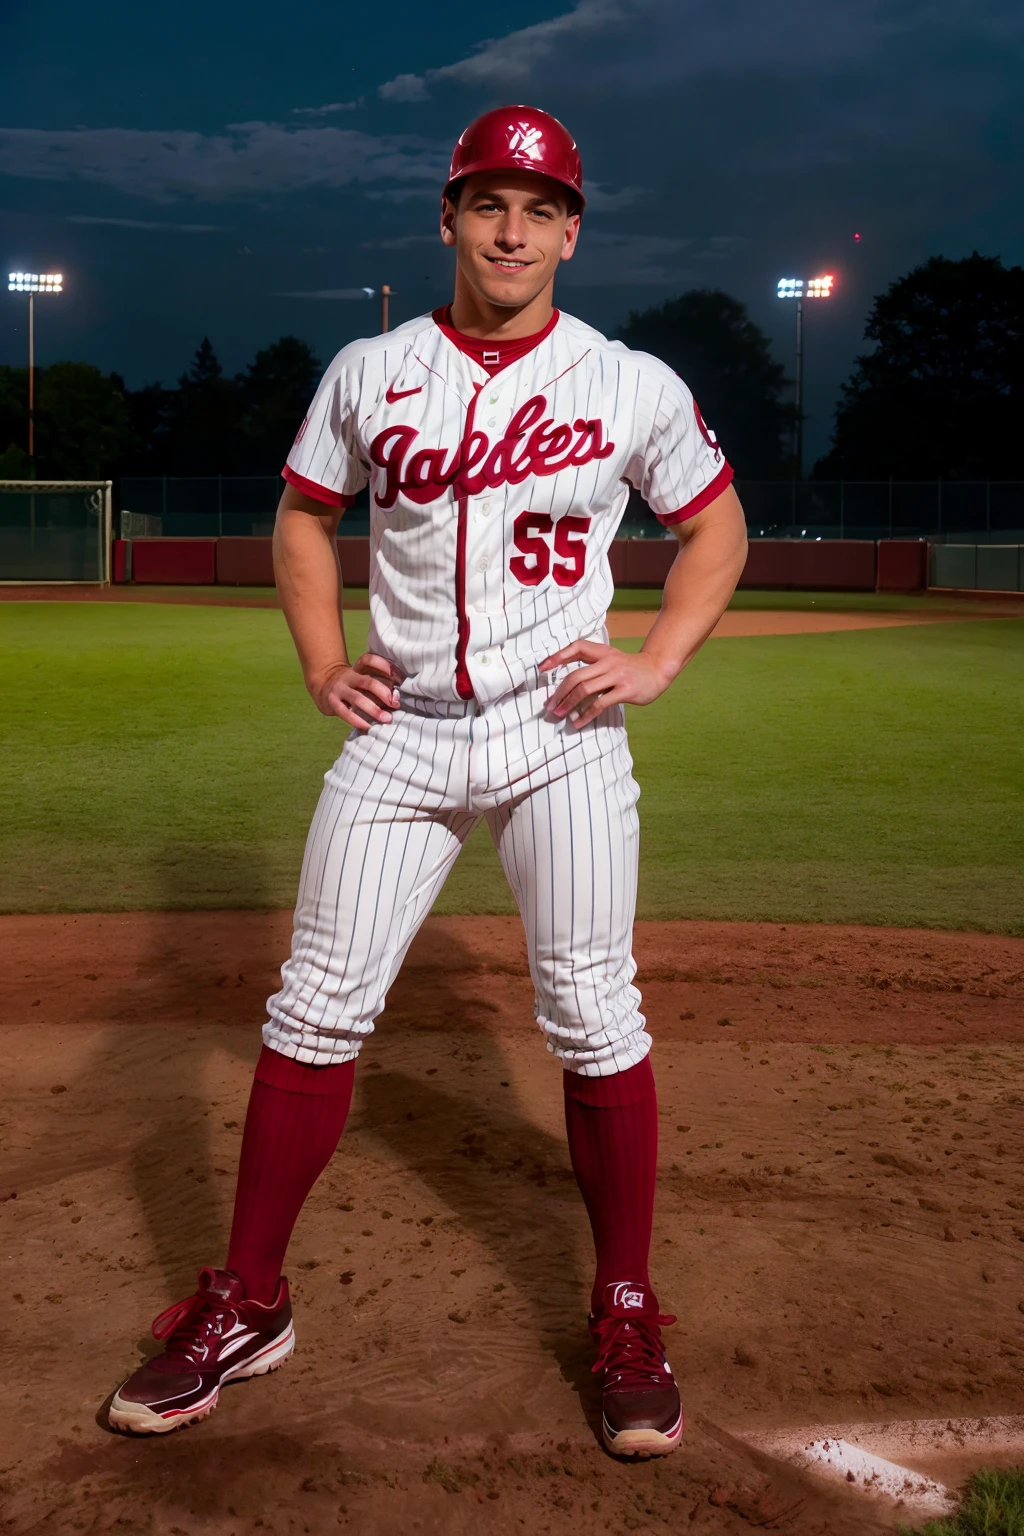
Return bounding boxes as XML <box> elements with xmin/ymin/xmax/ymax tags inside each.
<box><xmin>3</xmin><ymin>912</ymin><xmax>1024</xmax><ymax>1534</ymax></box>
<box><xmin>605</xmin><ymin>609</ymin><xmax>1014</xmax><ymax>639</ymax></box>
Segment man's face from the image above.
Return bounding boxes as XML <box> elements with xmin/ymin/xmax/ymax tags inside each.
<box><xmin>440</xmin><ymin>170</ymin><xmax>580</xmax><ymax>309</ymax></box>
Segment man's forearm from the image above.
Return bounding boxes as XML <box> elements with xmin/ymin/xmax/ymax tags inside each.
<box><xmin>639</xmin><ymin>492</ymin><xmax>748</xmax><ymax>683</ymax></box>
<box><xmin>273</xmin><ymin>504</ymin><xmax>349</xmax><ymax>688</ymax></box>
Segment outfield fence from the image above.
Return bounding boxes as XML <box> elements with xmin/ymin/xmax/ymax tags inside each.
<box><xmin>117</xmin><ymin>476</ymin><xmax>1024</xmax><ymax>543</ymax></box>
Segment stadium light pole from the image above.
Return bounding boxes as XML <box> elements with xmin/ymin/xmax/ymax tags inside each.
<box><xmin>361</xmin><ymin>284</ymin><xmax>393</xmax><ymax>333</ymax></box>
<box><xmin>8</xmin><ymin>271</ymin><xmax>63</xmax><ymax>477</ymax></box>
<box><xmin>777</xmin><ymin>274</ymin><xmax>833</xmax><ymax>479</ymax></box>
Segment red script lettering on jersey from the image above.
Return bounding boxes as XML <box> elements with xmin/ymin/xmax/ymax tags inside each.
<box><xmin>370</xmin><ymin>392</ymin><xmax>615</xmax><ymax>509</ymax></box>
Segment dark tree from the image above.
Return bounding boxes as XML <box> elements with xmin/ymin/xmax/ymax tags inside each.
<box><xmin>0</xmin><ymin>366</ymin><xmax>30</xmax><ymax>475</ymax></box>
<box><xmin>238</xmin><ymin>336</ymin><xmax>322</xmax><ymax>473</ymax></box>
<box><xmin>0</xmin><ymin>362</ymin><xmax>135</xmax><ymax>478</ymax></box>
<box><xmin>815</xmin><ymin>252</ymin><xmax>1024</xmax><ymax>480</ymax></box>
<box><xmin>160</xmin><ymin>337</ymin><xmax>246</xmax><ymax>473</ymax></box>
<box><xmin>122</xmin><ymin>381</ymin><xmax>175</xmax><ymax>473</ymax></box>
<box><xmin>615</xmin><ymin>291</ymin><xmax>794</xmax><ymax>478</ymax></box>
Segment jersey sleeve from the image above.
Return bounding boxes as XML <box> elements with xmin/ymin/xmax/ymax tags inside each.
<box><xmin>628</xmin><ymin>360</ymin><xmax>734</xmax><ymax>526</ymax></box>
<box><xmin>282</xmin><ymin>351</ymin><xmax>370</xmax><ymax>508</ymax></box>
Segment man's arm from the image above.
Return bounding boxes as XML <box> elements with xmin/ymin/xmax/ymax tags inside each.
<box><xmin>542</xmin><ymin>482</ymin><xmax>748</xmax><ymax>727</ymax></box>
<box><xmin>274</xmin><ymin>483</ymin><xmax>402</xmax><ymax>729</ymax></box>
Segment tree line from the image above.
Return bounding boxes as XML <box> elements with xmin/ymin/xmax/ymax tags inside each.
<box><xmin>0</xmin><ymin>251</ymin><xmax>1020</xmax><ymax>483</ymax></box>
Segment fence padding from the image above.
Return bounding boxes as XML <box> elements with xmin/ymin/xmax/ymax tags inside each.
<box><xmin>217</xmin><ymin>537</ymin><xmax>275</xmax><ymax>585</ymax></box>
<box><xmin>624</xmin><ymin>539</ymin><xmax>675</xmax><ymax>586</ymax></box>
<box><xmin>976</xmin><ymin>545</ymin><xmax>1022</xmax><ymax>592</ymax></box>
<box><xmin>877</xmin><ymin>540</ymin><xmax>927</xmax><ymax>591</ymax></box>
<box><xmin>738</xmin><ymin>539</ymin><xmax>875</xmax><ymax>590</ymax></box>
<box><xmin>337</xmin><ymin>539</ymin><xmax>371</xmax><ymax>586</ymax></box>
<box><xmin>930</xmin><ymin>545</ymin><xmax>977</xmax><ymax>589</ymax></box>
<box><xmin>132</xmin><ymin>538</ymin><xmax>216</xmax><ymax>585</ymax></box>
<box><xmin>739</xmin><ymin>542</ymin><xmax>795</xmax><ymax>587</ymax></box>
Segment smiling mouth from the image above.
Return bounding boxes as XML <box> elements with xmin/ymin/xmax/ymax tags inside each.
<box><xmin>485</xmin><ymin>256</ymin><xmax>531</xmax><ymax>270</ymax></box>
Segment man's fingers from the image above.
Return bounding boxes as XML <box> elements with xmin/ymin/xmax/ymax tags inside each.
<box><xmin>328</xmin><ymin>699</ymin><xmax>379</xmax><ymax>730</ymax></box>
<box><xmin>327</xmin><ymin>681</ymin><xmax>393</xmax><ymax>725</ymax></box>
<box><xmin>350</xmin><ymin>675</ymin><xmax>399</xmax><ymax>710</ymax></box>
<box><xmin>569</xmin><ymin>686</ymin><xmax>623</xmax><ymax>728</ymax></box>
<box><xmin>540</xmin><ymin>639</ymin><xmax>606</xmax><ymax>671</ymax></box>
<box><xmin>548</xmin><ymin>662</ymin><xmax>615</xmax><ymax>715</ymax></box>
<box><xmin>355</xmin><ymin>652</ymin><xmax>404</xmax><ymax>684</ymax></box>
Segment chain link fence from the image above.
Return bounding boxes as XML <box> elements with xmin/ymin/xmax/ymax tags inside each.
<box><xmin>117</xmin><ymin>476</ymin><xmax>1024</xmax><ymax>543</ymax></box>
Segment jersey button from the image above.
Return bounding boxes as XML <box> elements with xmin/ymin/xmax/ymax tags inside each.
<box><xmin>480</xmin><ymin>653</ymin><xmax>492</xmax><ymax>666</ymax></box>
<box><xmin>476</xmin><ymin>556</ymin><xmax>490</xmax><ymax>571</ymax></box>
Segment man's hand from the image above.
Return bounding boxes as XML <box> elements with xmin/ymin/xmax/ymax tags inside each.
<box><xmin>309</xmin><ymin>653</ymin><xmax>403</xmax><ymax>730</ymax></box>
<box><xmin>541</xmin><ymin>640</ymin><xmax>673</xmax><ymax>728</ymax></box>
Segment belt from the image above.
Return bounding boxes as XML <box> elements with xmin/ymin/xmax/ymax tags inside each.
<box><xmin>399</xmin><ymin>694</ymin><xmax>480</xmax><ymax>719</ymax></box>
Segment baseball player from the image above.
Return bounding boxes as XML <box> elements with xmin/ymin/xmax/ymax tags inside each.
<box><xmin>110</xmin><ymin>106</ymin><xmax>748</xmax><ymax>1456</ymax></box>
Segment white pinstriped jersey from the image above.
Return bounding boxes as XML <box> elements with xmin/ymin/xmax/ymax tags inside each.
<box><xmin>284</xmin><ymin>308</ymin><xmax>733</xmax><ymax>705</ymax></box>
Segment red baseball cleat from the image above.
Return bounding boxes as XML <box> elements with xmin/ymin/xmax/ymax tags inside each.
<box><xmin>590</xmin><ymin>1280</ymin><xmax>684</xmax><ymax>1458</ymax></box>
<box><xmin>108</xmin><ymin>1267</ymin><xmax>294</xmax><ymax>1434</ymax></box>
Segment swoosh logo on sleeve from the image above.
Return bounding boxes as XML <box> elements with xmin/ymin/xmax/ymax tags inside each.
<box><xmin>385</xmin><ymin>383</ymin><xmax>424</xmax><ymax>404</ymax></box>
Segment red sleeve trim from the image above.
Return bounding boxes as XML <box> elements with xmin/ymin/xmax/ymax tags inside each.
<box><xmin>657</xmin><ymin>461</ymin><xmax>734</xmax><ymax>525</ymax></box>
<box><xmin>281</xmin><ymin>464</ymin><xmax>355</xmax><ymax>508</ymax></box>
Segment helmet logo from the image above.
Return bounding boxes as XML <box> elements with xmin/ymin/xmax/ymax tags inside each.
<box><xmin>508</xmin><ymin>124</ymin><xmax>544</xmax><ymax>161</ymax></box>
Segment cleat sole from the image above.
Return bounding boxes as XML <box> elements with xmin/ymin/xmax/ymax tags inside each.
<box><xmin>603</xmin><ymin>1408</ymin><xmax>685</xmax><ymax>1460</ymax></box>
<box><xmin>108</xmin><ymin>1323</ymin><xmax>294</xmax><ymax>1435</ymax></box>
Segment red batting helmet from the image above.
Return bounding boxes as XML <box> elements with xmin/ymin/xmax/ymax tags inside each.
<box><xmin>444</xmin><ymin>105</ymin><xmax>585</xmax><ymax>211</ymax></box>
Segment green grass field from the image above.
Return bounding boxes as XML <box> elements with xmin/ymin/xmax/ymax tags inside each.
<box><xmin>90</xmin><ymin>582</ymin><xmax>1020</xmax><ymax>614</ymax></box>
<box><xmin>1</xmin><ymin>598</ymin><xmax>1022</xmax><ymax>930</ymax></box>
<box><xmin>897</xmin><ymin>1467</ymin><xmax>1024</xmax><ymax>1535</ymax></box>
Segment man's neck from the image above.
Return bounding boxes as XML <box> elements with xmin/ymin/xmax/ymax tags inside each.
<box><xmin>448</xmin><ymin>274</ymin><xmax>555</xmax><ymax>340</ymax></box>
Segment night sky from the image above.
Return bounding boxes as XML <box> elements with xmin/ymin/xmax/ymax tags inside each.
<box><xmin>1</xmin><ymin>0</ymin><xmax>1021</xmax><ymax>465</ymax></box>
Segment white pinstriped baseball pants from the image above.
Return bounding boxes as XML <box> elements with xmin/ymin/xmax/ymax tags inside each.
<box><xmin>264</xmin><ymin>675</ymin><xmax>651</xmax><ymax>1077</ymax></box>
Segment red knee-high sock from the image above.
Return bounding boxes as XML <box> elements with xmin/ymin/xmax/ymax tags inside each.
<box><xmin>563</xmin><ymin>1056</ymin><xmax>658</xmax><ymax>1316</ymax></box>
<box><xmin>225</xmin><ymin>1046</ymin><xmax>355</xmax><ymax>1303</ymax></box>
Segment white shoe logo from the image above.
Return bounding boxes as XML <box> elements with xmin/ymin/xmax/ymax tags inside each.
<box><xmin>611</xmin><ymin>1282</ymin><xmax>646</xmax><ymax>1310</ymax></box>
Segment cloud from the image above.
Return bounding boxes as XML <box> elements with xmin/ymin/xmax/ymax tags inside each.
<box><xmin>378</xmin><ymin>75</ymin><xmax>430</xmax><ymax>104</ymax></box>
<box><xmin>67</xmin><ymin>214</ymin><xmax>223</xmax><ymax>231</ymax></box>
<box><xmin>582</xmin><ymin>184</ymin><xmax>644</xmax><ymax>212</ymax></box>
<box><xmin>280</xmin><ymin>287</ymin><xmax>377</xmax><ymax>300</ymax></box>
<box><xmin>561</xmin><ymin>232</ymin><xmax>745</xmax><ymax>286</ymax></box>
<box><xmin>376</xmin><ymin>0</ymin><xmax>1024</xmax><ymax>102</ymax></box>
<box><xmin>378</xmin><ymin>0</ymin><xmax>632</xmax><ymax>100</ymax></box>
<box><xmin>0</xmin><ymin>123</ymin><xmax>448</xmax><ymax>203</ymax></box>
<box><xmin>292</xmin><ymin>100</ymin><xmax>362</xmax><ymax>116</ymax></box>
<box><xmin>367</xmin><ymin>233</ymin><xmax>439</xmax><ymax>250</ymax></box>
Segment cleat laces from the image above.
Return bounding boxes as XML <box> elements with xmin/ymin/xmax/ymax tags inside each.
<box><xmin>150</xmin><ymin>1278</ymin><xmax>234</xmax><ymax>1367</ymax></box>
<box><xmin>591</xmin><ymin>1311</ymin><xmax>677</xmax><ymax>1393</ymax></box>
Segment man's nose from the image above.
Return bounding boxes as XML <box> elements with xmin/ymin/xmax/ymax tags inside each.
<box><xmin>494</xmin><ymin>214</ymin><xmax>527</xmax><ymax>250</ymax></box>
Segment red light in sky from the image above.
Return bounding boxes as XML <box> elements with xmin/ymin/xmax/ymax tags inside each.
<box><xmin>854</xmin><ymin>232</ymin><xmax>861</xmax><ymax>241</ymax></box>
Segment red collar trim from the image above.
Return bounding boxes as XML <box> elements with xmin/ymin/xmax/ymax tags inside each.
<box><xmin>432</xmin><ymin>305</ymin><xmax>560</xmax><ymax>375</ymax></box>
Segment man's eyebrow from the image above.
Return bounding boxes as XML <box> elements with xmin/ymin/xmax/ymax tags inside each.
<box><xmin>467</xmin><ymin>189</ymin><xmax>562</xmax><ymax>210</ymax></box>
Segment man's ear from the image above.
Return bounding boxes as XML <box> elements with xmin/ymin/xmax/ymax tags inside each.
<box><xmin>559</xmin><ymin>212</ymin><xmax>582</xmax><ymax>263</ymax></box>
<box><xmin>439</xmin><ymin>195</ymin><xmax>457</xmax><ymax>248</ymax></box>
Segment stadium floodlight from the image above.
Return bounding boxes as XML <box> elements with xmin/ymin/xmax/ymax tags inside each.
<box><xmin>7</xmin><ymin>270</ymin><xmax>64</xmax><ymax>471</ymax></box>
<box><xmin>8</xmin><ymin>271</ymin><xmax>63</xmax><ymax>292</ymax></box>
<box><xmin>360</xmin><ymin>283</ymin><xmax>393</xmax><ymax>332</ymax></box>
<box><xmin>776</xmin><ymin>272</ymin><xmax>836</xmax><ymax>480</ymax></box>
